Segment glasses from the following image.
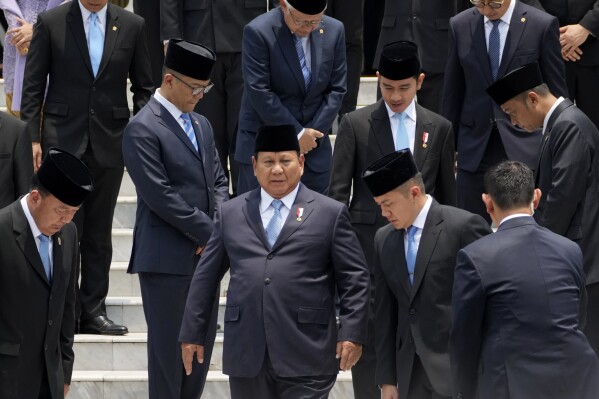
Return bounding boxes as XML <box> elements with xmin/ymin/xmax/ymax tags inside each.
<box><xmin>170</xmin><ymin>73</ymin><xmax>213</xmax><ymax>96</ymax></box>
<box><xmin>470</xmin><ymin>0</ymin><xmax>505</xmax><ymax>9</ymax></box>
<box><xmin>287</xmin><ymin>8</ymin><xmax>322</xmax><ymax>27</ymax></box>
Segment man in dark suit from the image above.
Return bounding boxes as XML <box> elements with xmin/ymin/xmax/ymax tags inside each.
<box><xmin>452</xmin><ymin>160</ymin><xmax>599</xmax><ymax>399</ymax></box>
<box><xmin>362</xmin><ymin>150</ymin><xmax>491</xmax><ymax>399</ymax></box>
<box><xmin>160</xmin><ymin>0</ymin><xmax>270</xmax><ymax>197</ymax></box>
<box><xmin>0</xmin><ymin>148</ymin><xmax>93</xmax><ymax>399</ymax></box>
<box><xmin>487</xmin><ymin>62</ymin><xmax>599</xmax><ymax>354</ymax></box>
<box><xmin>123</xmin><ymin>39</ymin><xmax>229</xmax><ymax>399</ymax></box>
<box><xmin>180</xmin><ymin>125</ymin><xmax>369</xmax><ymax>399</ymax></box>
<box><xmin>20</xmin><ymin>0</ymin><xmax>153</xmax><ymax>334</ymax></box>
<box><xmin>540</xmin><ymin>0</ymin><xmax>599</xmax><ymax>129</ymax></box>
<box><xmin>0</xmin><ymin>111</ymin><xmax>32</xmax><ymax>209</ymax></box>
<box><xmin>441</xmin><ymin>0</ymin><xmax>567</xmax><ymax>222</ymax></box>
<box><xmin>236</xmin><ymin>0</ymin><xmax>346</xmax><ymax>195</ymax></box>
<box><xmin>330</xmin><ymin>40</ymin><xmax>456</xmax><ymax>399</ymax></box>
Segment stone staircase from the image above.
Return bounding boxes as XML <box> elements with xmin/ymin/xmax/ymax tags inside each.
<box><xmin>55</xmin><ymin>77</ymin><xmax>378</xmax><ymax>398</ymax></box>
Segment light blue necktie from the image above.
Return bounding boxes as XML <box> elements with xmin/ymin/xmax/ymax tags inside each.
<box><xmin>181</xmin><ymin>113</ymin><xmax>199</xmax><ymax>152</ymax></box>
<box><xmin>395</xmin><ymin>112</ymin><xmax>410</xmax><ymax>150</ymax></box>
<box><xmin>489</xmin><ymin>19</ymin><xmax>501</xmax><ymax>81</ymax></box>
<box><xmin>38</xmin><ymin>234</ymin><xmax>52</xmax><ymax>282</ymax></box>
<box><xmin>88</xmin><ymin>12</ymin><xmax>104</xmax><ymax>77</ymax></box>
<box><xmin>406</xmin><ymin>226</ymin><xmax>418</xmax><ymax>285</ymax></box>
<box><xmin>293</xmin><ymin>34</ymin><xmax>312</xmax><ymax>91</ymax></box>
<box><xmin>266</xmin><ymin>200</ymin><xmax>284</xmax><ymax>248</ymax></box>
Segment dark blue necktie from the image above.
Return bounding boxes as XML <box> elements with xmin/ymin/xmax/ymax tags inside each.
<box><xmin>489</xmin><ymin>19</ymin><xmax>501</xmax><ymax>80</ymax></box>
<box><xmin>293</xmin><ymin>34</ymin><xmax>312</xmax><ymax>91</ymax></box>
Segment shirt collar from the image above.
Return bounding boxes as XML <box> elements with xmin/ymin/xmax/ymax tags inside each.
<box><xmin>411</xmin><ymin>195</ymin><xmax>433</xmax><ymax>231</ymax></box>
<box><xmin>542</xmin><ymin>97</ymin><xmax>565</xmax><ymax>135</ymax></box>
<box><xmin>384</xmin><ymin>99</ymin><xmax>417</xmax><ymax>123</ymax></box>
<box><xmin>79</xmin><ymin>0</ymin><xmax>108</xmax><ymax>25</ymax></box>
<box><xmin>20</xmin><ymin>195</ymin><xmax>44</xmax><ymax>239</ymax></box>
<box><xmin>260</xmin><ymin>184</ymin><xmax>300</xmax><ymax>214</ymax></box>
<box><xmin>484</xmin><ymin>0</ymin><xmax>516</xmax><ymax>26</ymax></box>
<box><xmin>154</xmin><ymin>89</ymin><xmax>186</xmax><ymax>121</ymax></box>
<box><xmin>499</xmin><ymin>213</ymin><xmax>531</xmax><ymax>226</ymax></box>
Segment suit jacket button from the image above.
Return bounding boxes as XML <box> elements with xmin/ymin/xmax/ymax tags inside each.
<box><xmin>44</xmin><ymin>345</ymin><xmax>48</xmax><ymax>351</ymax></box>
<box><xmin>90</xmin><ymin>109</ymin><xmax>95</xmax><ymax>115</ymax></box>
<box><xmin>265</xmin><ymin>278</ymin><xmax>271</xmax><ymax>285</ymax></box>
<box><xmin>409</xmin><ymin>308</ymin><xmax>416</xmax><ymax>315</ymax></box>
<box><xmin>457</xmin><ymin>394</ymin><xmax>463</xmax><ymax>399</ymax></box>
<box><xmin>92</xmin><ymin>86</ymin><xmax>96</xmax><ymax>92</ymax></box>
<box><xmin>48</xmin><ymin>320</ymin><xmax>53</xmax><ymax>326</ymax></box>
<box><xmin>267</xmin><ymin>254</ymin><xmax>273</xmax><ymax>260</ymax></box>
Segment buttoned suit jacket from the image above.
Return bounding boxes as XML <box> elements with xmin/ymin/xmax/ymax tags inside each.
<box><xmin>123</xmin><ymin>97</ymin><xmax>229</xmax><ymax>276</ymax></box>
<box><xmin>21</xmin><ymin>1</ymin><xmax>153</xmax><ymax>167</ymax></box>
<box><xmin>533</xmin><ymin>99</ymin><xmax>599</xmax><ymax>285</ymax></box>
<box><xmin>0</xmin><ymin>200</ymin><xmax>78</xmax><ymax>399</ymax></box>
<box><xmin>179</xmin><ymin>184</ymin><xmax>369</xmax><ymax>378</ymax></box>
<box><xmin>373</xmin><ymin>200</ymin><xmax>491</xmax><ymax>397</ymax></box>
<box><xmin>0</xmin><ymin>111</ymin><xmax>32</xmax><ymax>209</ymax></box>
<box><xmin>441</xmin><ymin>1</ymin><xmax>568</xmax><ymax>172</ymax></box>
<box><xmin>235</xmin><ymin>8</ymin><xmax>346</xmax><ymax>177</ymax></box>
<box><xmin>329</xmin><ymin>99</ymin><xmax>456</xmax><ymax>269</ymax></box>
<box><xmin>452</xmin><ymin>216</ymin><xmax>599</xmax><ymax>399</ymax></box>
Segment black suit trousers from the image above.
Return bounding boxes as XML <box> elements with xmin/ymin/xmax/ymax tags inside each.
<box><xmin>565</xmin><ymin>62</ymin><xmax>599</xmax><ymax>129</ymax></box>
<box><xmin>133</xmin><ymin>0</ymin><xmax>164</xmax><ymax>88</ymax></box>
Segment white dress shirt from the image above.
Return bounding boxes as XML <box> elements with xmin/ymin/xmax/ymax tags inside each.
<box><xmin>404</xmin><ymin>195</ymin><xmax>433</xmax><ymax>258</ymax></box>
<box><xmin>78</xmin><ymin>0</ymin><xmax>107</xmax><ymax>43</ymax></box>
<box><xmin>385</xmin><ymin>99</ymin><xmax>417</xmax><ymax>153</ymax></box>
<box><xmin>260</xmin><ymin>185</ymin><xmax>300</xmax><ymax>230</ymax></box>
<box><xmin>20</xmin><ymin>195</ymin><xmax>53</xmax><ymax>268</ymax></box>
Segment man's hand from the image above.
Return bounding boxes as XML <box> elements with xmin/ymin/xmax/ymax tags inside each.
<box><xmin>381</xmin><ymin>384</ymin><xmax>399</xmax><ymax>399</ymax></box>
<box><xmin>560</xmin><ymin>24</ymin><xmax>591</xmax><ymax>61</ymax></box>
<box><xmin>7</xmin><ymin>18</ymin><xmax>33</xmax><ymax>55</ymax></box>
<box><xmin>336</xmin><ymin>341</ymin><xmax>362</xmax><ymax>371</ymax></box>
<box><xmin>195</xmin><ymin>246</ymin><xmax>205</xmax><ymax>255</ymax></box>
<box><xmin>181</xmin><ymin>343</ymin><xmax>204</xmax><ymax>376</ymax></box>
<box><xmin>64</xmin><ymin>384</ymin><xmax>70</xmax><ymax>397</ymax></box>
<box><xmin>298</xmin><ymin>128</ymin><xmax>324</xmax><ymax>154</ymax></box>
<box><xmin>32</xmin><ymin>143</ymin><xmax>42</xmax><ymax>172</ymax></box>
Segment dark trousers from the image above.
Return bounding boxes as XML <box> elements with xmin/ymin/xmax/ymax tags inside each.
<box><xmin>133</xmin><ymin>0</ymin><xmax>164</xmax><ymax>88</ymax></box>
<box><xmin>229</xmin><ymin>351</ymin><xmax>337</xmax><ymax>399</ymax></box>
<box><xmin>583</xmin><ymin>282</ymin><xmax>599</xmax><ymax>355</ymax></box>
<box><xmin>326</xmin><ymin>0</ymin><xmax>364</xmax><ymax>116</ymax></box>
<box><xmin>351</xmin><ymin>274</ymin><xmax>379</xmax><ymax>399</ymax></box>
<box><xmin>238</xmin><ymin>162</ymin><xmax>330</xmax><ymax>195</ymax></box>
<box><xmin>139</xmin><ymin>272</ymin><xmax>219</xmax><ymax>399</ymax></box>
<box><xmin>195</xmin><ymin>52</ymin><xmax>243</xmax><ymax>197</ymax></box>
<box><xmin>456</xmin><ymin>126</ymin><xmax>507</xmax><ymax>224</ymax></box>
<box><xmin>406</xmin><ymin>356</ymin><xmax>451</xmax><ymax>399</ymax></box>
<box><xmin>565</xmin><ymin>62</ymin><xmax>599</xmax><ymax>129</ymax></box>
<box><xmin>74</xmin><ymin>149</ymin><xmax>124</xmax><ymax>321</ymax></box>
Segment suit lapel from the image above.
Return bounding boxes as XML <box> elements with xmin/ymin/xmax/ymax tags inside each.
<box><xmin>273</xmin><ymin>11</ymin><xmax>306</xmax><ymax>94</ymax></box>
<box><xmin>471</xmin><ymin>12</ymin><xmax>493</xmax><ymax>86</ymax></box>
<box><xmin>370</xmin><ymin>100</ymin><xmax>395</xmax><ymax>155</ymax></box>
<box><xmin>410</xmin><ymin>201</ymin><xmax>442</xmax><ymax>303</ymax></box>
<box><xmin>272</xmin><ymin>184</ymin><xmax>315</xmax><ymax>251</ymax></box>
<box><xmin>307</xmin><ymin>25</ymin><xmax>323</xmax><ymax>95</ymax></box>
<box><xmin>67</xmin><ymin>2</ymin><xmax>94</xmax><ymax>77</ymax></box>
<box><xmin>12</xmin><ymin>203</ymin><xmax>51</xmax><ymax>286</ymax></box>
<box><xmin>497</xmin><ymin>3</ymin><xmax>527</xmax><ymax>78</ymax></box>
<box><xmin>535</xmin><ymin>99</ymin><xmax>573</xmax><ymax>184</ymax></box>
<box><xmin>96</xmin><ymin>4</ymin><xmax>120</xmax><ymax>79</ymax></box>
<box><xmin>412</xmin><ymin>104</ymin><xmax>435</xmax><ymax>171</ymax></box>
<box><xmin>51</xmin><ymin>232</ymin><xmax>64</xmax><ymax>290</ymax></box>
<box><xmin>150</xmin><ymin>98</ymin><xmax>203</xmax><ymax>162</ymax></box>
<box><xmin>189</xmin><ymin>114</ymin><xmax>205</xmax><ymax>162</ymax></box>
<box><xmin>383</xmin><ymin>228</ymin><xmax>412</xmax><ymax>297</ymax></box>
<box><xmin>243</xmin><ymin>189</ymin><xmax>271</xmax><ymax>250</ymax></box>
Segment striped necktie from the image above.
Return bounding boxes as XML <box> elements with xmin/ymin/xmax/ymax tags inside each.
<box><xmin>88</xmin><ymin>12</ymin><xmax>104</xmax><ymax>77</ymax></box>
<box><xmin>266</xmin><ymin>200</ymin><xmax>284</xmax><ymax>248</ymax></box>
<box><xmin>181</xmin><ymin>113</ymin><xmax>199</xmax><ymax>152</ymax></box>
<box><xmin>293</xmin><ymin>34</ymin><xmax>312</xmax><ymax>91</ymax></box>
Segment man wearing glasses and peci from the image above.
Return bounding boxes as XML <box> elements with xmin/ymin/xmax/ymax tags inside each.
<box><xmin>235</xmin><ymin>0</ymin><xmax>346</xmax><ymax>196</ymax></box>
<box><xmin>441</xmin><ymin>0</ymin><xmax>567</xmax><ymax>224</ymax></box>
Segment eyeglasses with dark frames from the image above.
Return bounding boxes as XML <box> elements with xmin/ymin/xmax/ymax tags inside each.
<box><xmin>470</xmin><ymin>0</ymin><xmax>505</xmax><ymax>9</ymax></box>
<box><xmin>287</xmin><ymin>8</ymin><xmax>323</xmax><ymax>27</ymax></box>
<box><xmin>170</xmin><ymin>73</ymin><xmax>214</xmax><ymax>96</ymax></box>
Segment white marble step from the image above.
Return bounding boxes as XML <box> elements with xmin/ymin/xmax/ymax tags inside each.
<box><xmin>73</xmin><ymin>333</ymin><xmax>224</xmax><ymax>372</ymax></box>
<box><xmin>106</xmin><ymin>297</ymin><xmax>228</xmax><ymax>334</ymax></box>
<box><xmin>69</xmin><ymin>370</ymin><xmax>355</xmax><ymax>399</ymax></box>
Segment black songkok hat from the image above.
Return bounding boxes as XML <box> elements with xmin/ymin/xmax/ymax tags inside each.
<box><xmin>36</xmin><ymin>147</ymin><xmax>94</xmax><ymax>206</ymax></box>
<box><xmin>164</xmin><ymin>39</ymin><xmax>216</xmax><ymax>81</ymax></box>
<box><xmin>378</xmin><ymin>41</ymin><xmax>421</xmax><ymax>81</ymax></box>
<box><xmin>287</xmin><ymin>0</ymin><xmax>327</xmax><ymax>15</ymax></box>
<box><xmin>255</xmin><ymin>125</ymin><xmax>300</xmax><ymax>153</ymax></box>
<box><xmin>486</xmin><ymin>62</ymin><xmax>544</xmax><ymax>105</ymax></box>
<box><xmin>362</xmin><ymin>150</ymin><xmax>419</xmax><ymax>197</ymax></box>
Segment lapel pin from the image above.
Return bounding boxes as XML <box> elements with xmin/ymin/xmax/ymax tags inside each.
<box><xmin>194</xmin><ymin>120</ymin><xmax>199</xmax><ymax>125</ymax></box>
<box><xmin>112</xmin><ymin>26</ymin><xmax>117</xmax><ymax>31</ymax></box>
<box><xmin>319</xmin><ymin>28</ymin><xmax>324</xmax><ymax>35</ymax></box>
<box><xmin>57</xmin><ymin>236</ymin><xmax>62</xmax><ymax>246</ymax></box>
<box><xmin>296</xmin><ymin>207</ymin><xmax>304</xmax><ymax>222</ymax></box>
<box><xmin>521</xmin><ymin>17</ymin><xmax>526</xmax><ymax>23</ymax></box>
<box><xmin>422</xmin><ymin>132</ymin><xmax>429</xmax><ymax>149</ymax></box>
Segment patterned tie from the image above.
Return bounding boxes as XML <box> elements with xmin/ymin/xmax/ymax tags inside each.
<box><xmin>293</xmin><ymin>34</ymin><xmax>312</xmax><ymax>91</ymax></box>
<box><xmin>394</xmin><ymin>112</ymin><xmax>410</xmax><ymax>151</ymax></box>
<box><xmin>489</xmin><ymin>19</ymin><xmax>501</xmax><ymax>81</ymax></box>
<box><xmin>406</xmin><ymin>226</ymin><xmax>418</xmax><ymax>285</ymax></box>
<box><xmin>266</xmin><ymin>200</ymin><xmax>284</xmax><ymax>248</ymax></box>
<box><xmin>88</xmin><ymin>12</ymin><xmax>104</xmax><ymax>77</ymax></box>
<box><xmin>38</xmin><ymin>234</ymin><xmax>52</xmax><ymax>282</ymax></box>
<box><xmin>181</xmin><ymin>113</ymin><xmax>199</xmax><ymax>152</ymax></box>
